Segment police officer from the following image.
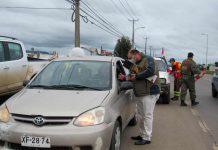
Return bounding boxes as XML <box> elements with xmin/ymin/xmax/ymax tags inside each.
<box><xmin>128</xmin><ymin>50</ymin><xmax>160</xmax><ymax>145</ymax></box>
<box><xmin>180</xmin><ymin>52</ymin><xmax>201</xmax><ymax>106</ymax></box>
<box><xmin>169</xmin><ymin>58</ymin><xmax>181</xmax><ymax>101</ymax></box>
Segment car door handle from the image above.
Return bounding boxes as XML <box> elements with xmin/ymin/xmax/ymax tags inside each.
<box><xmin>3</xmin><ymin>66</ymin><xmax>9</xmax><ymax>70</ymax></box>
<box><xmin>22</xmin><ymin>65</ymin><xmax>27</xmax><ymax>67</ymax></box>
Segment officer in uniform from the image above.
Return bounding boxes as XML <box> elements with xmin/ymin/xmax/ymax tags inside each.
<box><xmin>180</xmin><ymin>52</ymin><xmax>201</xmax><ymax>106</ymax></box>
<box><xmin>169</xmin><ymin>58</ymin><xmax>181</xmax><ymax>101</ymax></box>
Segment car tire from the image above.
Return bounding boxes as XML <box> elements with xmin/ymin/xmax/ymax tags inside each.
<box><xmin>128</xmin><ymin>114</ymin><xmax>137</xmax><ymax>126</ymax></box>
<box><xmin>212</xmin><ymin>85</ymin><xmax>217</xmax><ymax>98</ymax></box>
<box><xmin>110</xmin><ymin>121</ymin><xmax>121</xmax><ymax>150</ymax></box>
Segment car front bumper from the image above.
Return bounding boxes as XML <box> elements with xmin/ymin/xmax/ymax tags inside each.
<box><xmin>0</xmin><ymin>121</ymin><xmax>114</xmax><ymax>150</ymax></box>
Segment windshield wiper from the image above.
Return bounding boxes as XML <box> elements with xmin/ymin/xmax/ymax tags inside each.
<box><xmin>66</xmin><ymin>84</ymin><xmax>102</xmax><ymax>91</ymax></box>
<box><xmin>28</xmin><ymin>84</ymin><xmax>102</xmax><ymax>91</ymax></box>
<box><xmin>28</xmin><ymin>85</ymin><xmax>51</xmax><ymax>89</ymax></box>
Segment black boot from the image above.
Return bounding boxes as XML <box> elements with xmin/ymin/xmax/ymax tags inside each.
<box><xmin>180</xmin><ymin>100</ymin><xmax>187</xmax><ymax>106</ymax></box>
<box><xmin>171</xmin><ymin>97</ymin><xmax>179</xmax><ymax>101</ymax></box>
<box><xmin>191</xmin><ymin>100</ymin><xmax>199</xmax><ymax>106</ymax></box>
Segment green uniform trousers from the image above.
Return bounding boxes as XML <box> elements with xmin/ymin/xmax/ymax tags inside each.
<box><xmin>180</xmin><ymin>77</ymin><xmax>196</xmax><ymax>101</ymax></box>
<box><xmin>174</xmin><ymin>78</ymin><xmax>181</xmax><ymax>98</ymax></box>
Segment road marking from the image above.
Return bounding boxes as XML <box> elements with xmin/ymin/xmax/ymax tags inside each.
<box><xmin>213</xmin><ymin>143</ymin><xmax>218</xmax><ymax>150</ymax></box>
<box><xmin>198</xmin><ymin>121</ymin><xmax>208</xmax><ymax>133</ymax></box>
<box><xmin>202</xmin><ymin>121</ymin><xmax>210</xmax><ymax>131</ymax></box>
<box><xmin>191</xmin><ymin>108</ymin><xmax>200</xmax><ymax>116</ymax></box>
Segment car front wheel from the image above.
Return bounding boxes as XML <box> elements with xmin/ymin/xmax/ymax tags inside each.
<box><xmin>212</xmin><ymin>85</ymin><xmax>217</xmax><ymax>98</ymax></box>
<box><xmin>110</xmin><ymin>121</ymin><xmax>121</xmax><ymax>150</ymax></box>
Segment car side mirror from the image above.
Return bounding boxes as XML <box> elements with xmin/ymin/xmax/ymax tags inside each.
<box><xmin>23</xmin><ymin>80</ymin><xmax>30</xmax><ymax>86</ymax></box>
<box><xmin>120</xmin><ymin>81</ymin><xmax>133</xmax><ymax>91</ymax></box>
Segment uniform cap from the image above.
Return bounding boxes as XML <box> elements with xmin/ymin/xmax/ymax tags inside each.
<box><xmin>188</xmin><ymin>52</ymin><xmax>194</xmax><ymax>58</ymax></box>
<box><xmin>169</xmin><ymin>58</ymin><xmax>175</xmax><ymax>62</ymax></box>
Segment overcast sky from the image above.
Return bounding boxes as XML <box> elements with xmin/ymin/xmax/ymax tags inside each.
<box><xmin>0</xmin><ymin>0</ymin><xmax>218</xmax><ymax>63</ymax></box>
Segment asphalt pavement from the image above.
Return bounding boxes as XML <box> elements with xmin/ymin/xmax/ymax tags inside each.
<box><xmin>121</xmin><ymin>75</ymin><xmax>218</xmax><ymax>150</ymax></box>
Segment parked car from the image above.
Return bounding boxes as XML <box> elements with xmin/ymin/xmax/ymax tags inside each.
<box><xmin>154</xmin><ymin>57</ymin><xmax>171</xmax><ymax>104</ymax></box>
<box><xmin>0</xmin><ymin>36</ymin><xmax>28</xmax><ymax>97</ymax></box>
<box><xmin>0</xmin><ymin>56</ymin><xmax>136</xmax><ymax>150</ymax></box>
<box><xmin>212</xmin><ymin>69</ymin><xmax>218</xmax><ymax>98</ymax></box>
<box><xmin>0</xmin><ymin>36</ymin><xmax>50</xmax><ymax>97</ymax></box>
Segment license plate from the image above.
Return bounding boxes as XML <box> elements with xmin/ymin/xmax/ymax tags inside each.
<box><xmin>21</xmin><ymin>135</ymin><xmax>51</xmax><ymax>148</ymax></box>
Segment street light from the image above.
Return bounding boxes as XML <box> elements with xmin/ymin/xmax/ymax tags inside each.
<box><xmin>132</xmin><ymin>26</ymin><xmax>145</xmax><ymax>48</ymax></box>
<box><xmin>201</xmin><ymin>33</ymin><xmax>209</xmax><ymax>68</ymax></box>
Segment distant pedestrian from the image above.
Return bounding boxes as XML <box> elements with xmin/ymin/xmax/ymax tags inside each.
<box><xmin>169</xmin><ymin>58</ymin><xmax>181</xmax><ymax>101</ymax></box>
<box><xmin>128</xmin><ymin>50</ymin><xmax>160</xmax><ymax>145</ymax></box>
<box><xmin>180</xmin><ymin>52</ymin><xmax>201</xmax><ymax>106</ymax></box>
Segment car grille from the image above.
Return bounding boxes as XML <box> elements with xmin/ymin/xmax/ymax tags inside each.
<box><xmin>12</xmin><ymin>114</ymin><xmax>74</xmax><ymax>126</ymax></box>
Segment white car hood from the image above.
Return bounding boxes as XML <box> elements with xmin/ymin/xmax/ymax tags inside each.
<box><xmin>6</xmin><ymin>89</ymin><xmax>109</xmax><ymax>117</ymax></box>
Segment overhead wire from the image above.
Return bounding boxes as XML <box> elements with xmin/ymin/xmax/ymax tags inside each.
<box><xmin>118</xmin><ymin>0</ymin><xmax>134</xmax><ymax>19</ymax></box>
<box><xmin>79</xmin><ymin>7</ymin><xmax>122</xmax><ymax>37</ymax></box>
<box><xmin>81</xmin><ymin>0</ymin><xmax>124</xmax><ymax>36</ymax></box>
<box><xmin>0</xmin><ymin>6</ymin><xmax>71</xmax><ymax>10</ymax></box>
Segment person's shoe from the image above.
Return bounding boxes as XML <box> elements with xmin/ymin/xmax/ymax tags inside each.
<box><xmin>171</xmin><ymin>97</ymin><xmax>179</xmax><ymax>101</ymax></box>
<box><xmin>180</xmin><ymin>101</ymin><xmax>187</xmax><ymax>106</ymax></box>
<box><xmin>191</xmin><ymin>100</ymin><xmax>199</xmax><ymax>106</ymax></box>
<box><xmin>134</xmin><ymin>139</ymin><xmax>151</xmax><ymax>145</ymax></box>
<box><xmin>131</xmin><ymin>136</ymin><xmax>143</xmax><ymax>141</ymax></box>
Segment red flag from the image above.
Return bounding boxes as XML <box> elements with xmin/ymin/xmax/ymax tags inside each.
<box><xmin>161</xmin><ymin>48</ymin><xmax>164</xmax><ymax>56</ymax></box>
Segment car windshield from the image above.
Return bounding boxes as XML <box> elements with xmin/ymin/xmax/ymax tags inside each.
<box><xmin>156</xmin><ymin>59</ymin><xmax>167</xmax><ymax>72</ymax></box>
<box><xmin>28</xmin><ymin>60</ymin><xmax>112</xmax><ymax>91</ymax></box>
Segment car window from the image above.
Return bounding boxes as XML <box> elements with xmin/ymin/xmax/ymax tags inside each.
<box><xmin>8</xmin><ymin>42</ymin><xmax>23</xmax><ymax>61</ymax></box>
<box><xmin>156</xmin><ymin>59</ymin><xmax>167</xmax><ymax>72</ymax></box>
<box><xmin>0</xmin><ymin>42</ymin><xmax>5</xmax><ymax>62</ymax></box>
<box><xmin>30</xmin><ymin>60</ymin><xmax>112</xmax><ymax>90</ymax></box>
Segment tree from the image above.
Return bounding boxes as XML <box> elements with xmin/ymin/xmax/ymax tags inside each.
<box><xmin>114</xmin><ymin>36</ymin><xmax>132</xmax><ymax>59</ymax></box>
<box><xmin>215</xmin><ymin>62</ymin><xmax>218</xmax><ymax>67</ymax></box>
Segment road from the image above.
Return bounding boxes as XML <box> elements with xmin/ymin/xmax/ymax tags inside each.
<box><xmin>121</xmin><ymin>75</ymin><xmax>218</xmax><ymax>150</ymax></box>
<box><xmin>1</xmin><ymin>75</ymin><xmax>218</xmax><ymax>150</ymax></box>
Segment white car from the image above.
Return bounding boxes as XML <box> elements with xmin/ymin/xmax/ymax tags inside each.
<box><xmin>0</xmin><ymin>56</ymin><xmax>136</xmax><ymax>150</ymax></box>
<box><xmin>0</xmin><ymin>36</ymin><xmax>28</xmax><ymax>97</ymax></box>
<box><xmin>154</xmin><ymin>57</ymin><xmax>171</xmax><ymax>104</ymax></box>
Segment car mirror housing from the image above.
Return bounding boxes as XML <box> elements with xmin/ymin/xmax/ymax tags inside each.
<box><xmin>23</xmin><ymin>80</ymin><xmax>30</xmax><ymax>86</ymax></box>
<box><xmin>120</xmin><ymin>81</ymin><xmax>133</xmax><ymax>91</ymax></box>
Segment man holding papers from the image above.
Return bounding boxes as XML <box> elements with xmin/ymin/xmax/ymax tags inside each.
<box><xmin>123</xmin><ymin>49</ymin><xmax>160</xmax><ymax>145</ymax></box>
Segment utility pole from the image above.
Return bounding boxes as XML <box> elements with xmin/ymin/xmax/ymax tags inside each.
<box><xmin>144</xmin><ymin>37</ymin><xmax>148</xmax><ymax>55</ymax></box>
<box><xmin>75</xmin><ymin>0</ymin><xmax>80</xmax><ymax>47</ymax></box>
<box><xmin>129</xmin><ymin>19</ymin><xmax>139</xmax><ymax>48</ymax></box>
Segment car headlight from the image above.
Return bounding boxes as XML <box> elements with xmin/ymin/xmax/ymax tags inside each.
<box><xmin>74</xmin><ymin>107</ymin><xmax>105</xmax><ymax>127</ymax></box>
<box><xmin>0</xmin><ymin>105</ymin><xmax>10</xmax><ymax>123</ymax></box>
<box><xmin>160</xmin><ymin>78</ymin><xmax>166</xmax><ymax>84</ymax></box>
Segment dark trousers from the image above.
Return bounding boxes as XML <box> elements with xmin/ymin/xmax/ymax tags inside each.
<box><xmin>174</xmin><ymin>78</ymin><xmax>181</xmax><ymax>98</ymax></box>
<box><xmin>180</xmin><ymin>78</ymin><xmax>196</xmax><ymax>101</ymax></box>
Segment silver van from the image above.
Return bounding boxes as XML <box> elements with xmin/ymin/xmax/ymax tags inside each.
<box><xmin>0</xmin><ymin>56</ymin><xmax>136</xmax><ymax>150</ymax></box>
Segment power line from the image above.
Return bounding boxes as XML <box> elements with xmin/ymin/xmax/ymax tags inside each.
<box><xmin>80</xmin><ymin>0</ymin><xmax>124</xmax><ymax>36</ymax></box>
<box><xmin>123</xmin><ymin>0</ymin><xmax>137</xmax><ymax>18</ymax></box>
<box><xmin>109</xmin><ymin>0</ymin><xmax>129</xmax><ymax>19</ymax></box>
<box><xmin>0</xmin><ymin>6</ymin><xmax>71</xmax><ymax>10</ymax></box>
<box><xmin>79</xmin><ymin>7</ymin><xmax>122</xmax><ymax>37</ymax></box>
<box><xmin>118</xmin><ymin>0</ymin><xmax>134</xmax><ymax>18</ymax></box>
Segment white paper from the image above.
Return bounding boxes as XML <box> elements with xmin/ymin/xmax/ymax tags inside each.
<box><xmin>146</xmin><ymin>75</ymin><xmax>157</xmax><ymax>83</ymax></box>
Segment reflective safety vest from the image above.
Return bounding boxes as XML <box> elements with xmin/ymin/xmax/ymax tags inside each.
<box><xmin>172</xmin><ymin>62</ymin><xmax>181</xmax><ymax>79</ymax></box>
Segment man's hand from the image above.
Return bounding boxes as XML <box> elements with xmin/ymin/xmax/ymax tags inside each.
<box><xmin>118</xmin><ymin>73</ymin><xmax>126</xmax><ymax>81</ymax></box>
<box><xmin>128</xmin><ymin>74</ymin><xmax>136</xmax><ymax>81</ymax></box>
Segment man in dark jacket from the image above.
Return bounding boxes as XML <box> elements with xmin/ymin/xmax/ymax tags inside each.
<box><xmin>128</xmin><ymin>50</ymin><xmax>160</xmax><ymax>145</ymax></box>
